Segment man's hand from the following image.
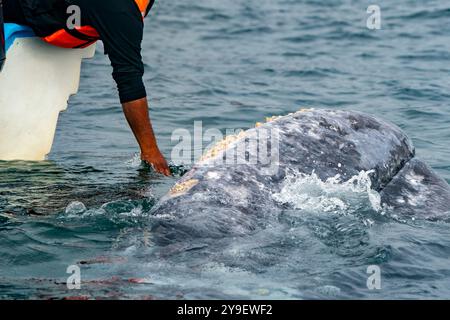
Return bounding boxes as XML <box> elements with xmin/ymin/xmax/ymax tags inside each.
<box><xmin>122</xmin><ymin>98</ymin><xmax>171</xmax><ymax>176</ymax></box>
<box><xmin>141</xmin><ymin>149</ymin><xmax>171</xmax><ymax>176</ymax></box>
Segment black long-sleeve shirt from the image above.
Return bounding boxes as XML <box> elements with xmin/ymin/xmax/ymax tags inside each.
<box><xmin>16</xmin><ymin>0</ymin><xmax>149</xmax><ymax>103</ymax></box>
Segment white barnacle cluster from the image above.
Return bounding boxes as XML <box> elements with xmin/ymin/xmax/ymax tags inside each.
<box><xmin>199</xmin><ymin>130</ymin><xmax>247</xmax><ymax>163</ymax></box>
<box><xmin>201</xmin><ymin>107</ymin><xmax>313</xmax><ymax>163</ymax></box>
<box><xmin>169</xmin><ymin>179</ymin><xmax>199</xmax><ymax>197</ymax></box>
<box><xmin>255</xmin><ymin>108</ymin><xmax>313</xmax><ymax>128</ymax></box>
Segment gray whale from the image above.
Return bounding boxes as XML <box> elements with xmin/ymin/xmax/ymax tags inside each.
<box><xmin>151</xmin><ymin>109</ymin><xmax>450</xmax><ymax>240</ymax></box>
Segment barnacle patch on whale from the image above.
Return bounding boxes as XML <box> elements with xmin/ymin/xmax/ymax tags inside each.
<box><xmin>170</xmin><ymin>179</ymin><xmax>199</xmax><ymax>196</ymax></box>
<box><xmin>199</xmin><ymin>130</ymin><xmax>247</xmax><ymax>162</ymax></box>
<box><xmin>199</xmin><ymin>108</ymin><xmax>313</xmax><ymax>163</ymax></box>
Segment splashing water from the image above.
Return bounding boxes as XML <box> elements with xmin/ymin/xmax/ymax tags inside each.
<box><xmin>273</xmin><ymin>170</ymin><xmax>382</xmax><ymax>215</ymax></box>
<box><xmin>125</xmin><ymin>153</ymin><xmax>142</xmax><ymax>168</ymax></box>
<box><xmin>65</xmin><ymin>201</ymin><xmax>87</xmax><ymax>215</ymax></box>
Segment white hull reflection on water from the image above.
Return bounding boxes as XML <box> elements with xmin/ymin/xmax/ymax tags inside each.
<box><xmin>1</xmin><ymin>0</ymin><xmax>450</xmax><ymax>299</ymax></box>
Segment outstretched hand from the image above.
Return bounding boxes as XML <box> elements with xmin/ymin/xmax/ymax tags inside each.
<box><xmin>141</xmin><ymin>150</ymin><xmax>171</xmax><ymax>176</ymax></box>
<box><xmin>122</xmin><ymin>97</ymin><xmax>171</xmax><ymax>177</ymax></box>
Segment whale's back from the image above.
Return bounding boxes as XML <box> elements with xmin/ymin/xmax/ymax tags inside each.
<box><xmin>153</xmin><ymin>110</ymin><xmax>450</xmax><ymax>230</ymax></box>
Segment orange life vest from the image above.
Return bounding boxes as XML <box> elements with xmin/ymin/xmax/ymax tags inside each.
<box><xmin>42</xmin><ymin>0</ymin><xmax>151</xmax><ymax>49</ymax></box>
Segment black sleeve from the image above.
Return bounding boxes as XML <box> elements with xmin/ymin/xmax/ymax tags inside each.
<box><xmin>88</xmin><ymin>2</ymin><xmax>147</xmax><ymax>103</ymax></box>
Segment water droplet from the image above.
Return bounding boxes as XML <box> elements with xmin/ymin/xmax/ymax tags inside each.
<box><xmin>65</xmin><ymin>201</ymin><xmax>87</xmax><ymax>215</ymax></box>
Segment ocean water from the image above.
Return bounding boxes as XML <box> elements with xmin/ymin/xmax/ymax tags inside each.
<box><xmin>1</xmin><ymin>0</ymin><xmax>450</xmax><ymax>299</ymax></box>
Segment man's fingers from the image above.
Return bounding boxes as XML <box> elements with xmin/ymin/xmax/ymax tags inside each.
<box><xmin>163</xmin><ymin>167</ymin><xmax>171</xmax><ymax>176</ymax></box>
<box><xmin>154</xmin><ymin>162</ymin><xmax>171</xmax><ymax>176</ymax></box>
<box><xmin>141</xmin><ymin>154</ymin><xmax>171</xmax><ymax>176</ymax></box>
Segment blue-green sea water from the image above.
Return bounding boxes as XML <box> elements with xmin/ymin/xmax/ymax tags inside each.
<box><xmin>1</xmin><ymin>0</ymin><xmax>450</xmax><ymax>299</ymax></box>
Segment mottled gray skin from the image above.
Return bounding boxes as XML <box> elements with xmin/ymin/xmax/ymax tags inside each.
<box><xmin>151</xmin><ymin>110</ymin><xmax>450</xmax><ymax>240</ymax></box>
<box><xmin>380</xmin><ymin>159</ymin><xmax>450</xmax><ymax>219</ymax></box>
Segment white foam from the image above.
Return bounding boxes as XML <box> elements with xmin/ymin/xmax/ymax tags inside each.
<box><xmin>125</xmin><ymin>153</ymin><xmax>142</xmax><ymax>168</ymax></box>
<box><xmin>273</xmin><ymin>170</ymin><xmax>382</xmax><ymax>215</ymax></box>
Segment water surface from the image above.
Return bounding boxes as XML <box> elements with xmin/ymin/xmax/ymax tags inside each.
<box><xmin>1</xmin><ymin>0</ymin><xmax>450</xmax><ymax>299</ymax></box>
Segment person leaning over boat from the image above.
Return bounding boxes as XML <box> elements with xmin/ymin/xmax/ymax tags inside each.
<box><xmin>2</xmin><ymin>0</ymin><xmax>170</xmax><ymax>176</ymax></box>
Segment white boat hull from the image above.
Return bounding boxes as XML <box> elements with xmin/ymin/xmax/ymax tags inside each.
<box><xmin>0</xmin><ymin>36</ymin><xmax>95</xmax><ymax>161</ymax></box>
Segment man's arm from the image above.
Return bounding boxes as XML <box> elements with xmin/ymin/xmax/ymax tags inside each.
<box><xmin>90</xmin><ymin>1</ymin><xmax>169</xmax><ymax>173</ymax></box>
<box><xmin>122</xmin><ymin>98</ymin><xmax>170</xmax><ymax>176</ymax></box>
